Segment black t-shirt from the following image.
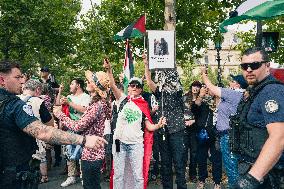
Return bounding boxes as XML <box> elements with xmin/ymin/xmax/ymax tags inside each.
<box><xmin>153</xmin><ymin>89</ymin><xmax>185</xmax><ymax>134</ymax></box>
<box><xmin>39</xmin><ymin>102</ymin><xmax>52</xmax><ymax>123</ymax></box>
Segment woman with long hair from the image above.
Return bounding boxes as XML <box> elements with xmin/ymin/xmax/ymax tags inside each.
<box><xmin>53</xmin><ymin>71</ymin><xmax>110</xmax><ymax>189</ymax></box>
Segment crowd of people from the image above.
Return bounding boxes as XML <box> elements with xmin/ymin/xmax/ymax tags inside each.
<box><xmin>0</xmin><ymin>47</ymin><xmax>283</xmax><ymax>189</ymax></box>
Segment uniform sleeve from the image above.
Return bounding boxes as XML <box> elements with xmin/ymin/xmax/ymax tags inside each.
<box><xmin>259</xmin><ymin>84</ymin><xmax>284</xmax><ymax>125</ymax></box>
<box><xmin>12</xmin><ymin>100</ymin><xmax>38</xmax><ymax>129</ymax></box>
<box><xmin>39</xmin><ymin>102</ymin><xmax>52</xmax><ymax>123</ymax></box>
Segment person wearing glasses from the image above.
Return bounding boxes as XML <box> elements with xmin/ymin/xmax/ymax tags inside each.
<box><xmin>103</xmin><ymin>59</ymin><xmax>166</xmax><ymax>189</ymax></box>
<box><xmin>231</xmin><ymin>47</ymin><xmax>284</xmax><ymax>189</ymax></box>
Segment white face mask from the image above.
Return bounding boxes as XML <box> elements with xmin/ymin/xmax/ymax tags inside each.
<box><xmin>156</xmin><ymin>70</ymin><xmax>183</xmax><ymax>93</ymax></box>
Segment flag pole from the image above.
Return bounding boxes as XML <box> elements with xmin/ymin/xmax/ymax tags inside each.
<box><xmin>143</xmin><ymin>13</ymin><xmax>147</xmax><ymax>51</ymax></box>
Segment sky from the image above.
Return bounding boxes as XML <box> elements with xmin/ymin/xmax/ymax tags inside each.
<box><xmin>81</xmin><ymin>0</ymin><xmax>101</xmax><ymax>14</ymax></box>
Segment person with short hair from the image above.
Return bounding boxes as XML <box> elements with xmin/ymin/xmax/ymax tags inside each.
<box><xmin>18</xmin><ymin>79</ymin><xmax>54</xmax><ymax>184</ymax></box>
<box><xmin>231</xmin><ymin>47</ymin><xmax>284</xmax><ymax>188</ymax></box>
<box><xmin>0</xmin><ymin>60</ymin><xmax>107</xmax><ymax>189</ymax></box>
<box><xmin>56</xmin><ymin>78</ymin><xmax>91</xmax><ymax>187</ymax></box>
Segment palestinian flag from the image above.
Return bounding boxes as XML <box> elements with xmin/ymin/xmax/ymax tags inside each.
<box><xmin>123</xmin><ymin>39</ymin><xmax>134</xmax><ymax>93</ymax></box>
<box><xmin>220</xmin><ymin>0</ymin><xmax>284</xmax><ymax>33</ymax></box>
<box><xmin>114</xmin><ymin>15</ymin><xmax>146</xmax><ymax>41</ymax></box>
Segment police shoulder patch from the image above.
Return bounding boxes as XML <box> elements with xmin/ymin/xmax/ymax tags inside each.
<box><xmin>265</xmin><ymin>100</ymin><xmax>279</xmax><ymax>113</ymax></box>
<box><xmin>23</xmin><ymin>104</ymin><xmax>34</xmax><ymax>116</ymax></box>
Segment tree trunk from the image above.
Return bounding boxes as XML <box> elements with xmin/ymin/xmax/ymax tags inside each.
<box><xmin>164</xmin><ymin>0</ymin><xmax>176</xmax><ymax>31</ymax></box>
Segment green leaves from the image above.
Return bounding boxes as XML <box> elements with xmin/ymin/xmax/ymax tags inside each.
<box><xmin>123</xmin><ymin>107</ymin><xmax>141</xmax><ymax>124</ymax></box>
<box><xmin>0</xmin><ymin>0</ymin><xmax>247</xmax><ymax>86</ymax></box>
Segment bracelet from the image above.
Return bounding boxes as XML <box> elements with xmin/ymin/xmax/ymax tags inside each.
<box><xmin>81</xmin><ymin>136</ymin><xmax>86</xmax><ymax>147</ymax></box>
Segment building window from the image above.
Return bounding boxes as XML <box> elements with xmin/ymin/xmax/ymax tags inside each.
<box><xmin>227</xmin><ymin>55</ymin><xmax>233</xmax><ymax>63</ymax></box>
<box><xmin>233</xmin><ymin>34</ymin><xmax>239</xmax><ymax>43</ymax></box>
<box><xmin>204</xmin><ymin>55</ymin><xmax>209</xmax><ymax>64</ymax></box>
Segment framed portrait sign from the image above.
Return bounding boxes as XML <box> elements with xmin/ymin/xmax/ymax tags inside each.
<box><xmin>147</xmin><ymin>30</ymin><xmax>176</xmax><ymax>70</ymax></box>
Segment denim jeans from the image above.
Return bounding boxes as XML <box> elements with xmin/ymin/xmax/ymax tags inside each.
<box><xmin>151</xmin><ymin>131</ymin><xmax>161</xmax><ymax>177</ymax></box>
<box><xmin>220</xmin><ymin>134</ymin><xmax>239</xmax><ymax>187</ymax></box>
<box><xmin>113</xmin><ymin>142</ymin><xmax>144</xmax><ymax>189</ymax></box>
<box><xmin>197</xmin><ymin>139</ymin><xmax>222</xmax><ymax>184</ymax></box>
<box><xmin>158</xmin><ymin>130</ymin><xmax>187</xmax><ymax>189</ymax></box>
<box><xmin>81</xmin><ymin>160</ymin><xmax>103</xmax><ymax>189</ymax></box>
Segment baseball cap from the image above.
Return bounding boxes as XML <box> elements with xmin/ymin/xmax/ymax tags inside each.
<box><xmin>129</xmin><ymin>77</ymin><xmax>143</xmax><ymax>85</ymax></box>
<box><xmin>40</xmin><ymin>66</ymin><xmax>49</xmax><ymax>72</ymax></box>
<box><xmin>230</xmin><ymin>74</ymin><xmax>248</xmax><ymax>89</ymax></box>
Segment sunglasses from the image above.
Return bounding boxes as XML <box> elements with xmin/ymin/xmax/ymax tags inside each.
<box><xmin>240</xmin><ymin>61</ymin><xmax>267</xmax><ymax>71</ymax></box>
<box><xmin>128</xmin><ymin>83</ymin><xmax>142</xmax><ymax>89</ymax></box>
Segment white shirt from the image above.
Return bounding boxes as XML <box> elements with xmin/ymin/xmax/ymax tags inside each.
<box><xmin>114</xmin><ymin>95</ymin><xmax>144</xmax><ymax>144</ymax></box>
<box><xmin>67</xmin><ymin>92</ymin><xmax>91</xmax><ymax>119</ymax></box>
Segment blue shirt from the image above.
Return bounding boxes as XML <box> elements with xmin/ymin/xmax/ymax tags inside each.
<box><xmin>247</xmin><ymin>76</ymin><xmax>284</xmax><ymax>167</ymax></box>
<box><xmin>216</xmin><ymin>88</ymin><xmax>243</xmax><ymax>131</ymax></box>
<box><xmin>0</xmin><ymin>88</ymin><xmax>37</xmax><ymax>130</ymax></box>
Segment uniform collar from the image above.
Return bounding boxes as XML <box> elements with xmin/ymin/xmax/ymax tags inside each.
<box><xmin>0</xmin><ymin>88</ymin><xmax>14</xmax><ymax>96</ymax></box>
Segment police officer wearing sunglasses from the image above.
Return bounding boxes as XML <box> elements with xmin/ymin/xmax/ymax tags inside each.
<box><xmin>231</xmin><ymin>47</ymin><xmax>284</xmax><ymax>189</ymax></box>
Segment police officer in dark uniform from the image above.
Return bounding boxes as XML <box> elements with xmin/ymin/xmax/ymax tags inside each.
<box><xmin>230</xmin><ymin>48</ymin><xmax>284</xmax><ymax>189</ymax></box>
<box><xmin>0</xmin><ymin>60</ymin><xmax>107</xmax><ymax>189</ymax></box>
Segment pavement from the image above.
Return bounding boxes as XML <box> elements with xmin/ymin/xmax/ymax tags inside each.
<box><xmin>39</xmin><ymin>161</ymin><xmax>227</xmax><ymax>189</ymax></box>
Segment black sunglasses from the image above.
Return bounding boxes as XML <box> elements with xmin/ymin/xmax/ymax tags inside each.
<box><xmin>240</xmin><ymin>61</ymin><xmax>267</xmax><ymax>71</ymax></box>
<box><xmin>128</xmin><ymin>83</ymin><xmax>142</xmax><ymax>89</ymax></box>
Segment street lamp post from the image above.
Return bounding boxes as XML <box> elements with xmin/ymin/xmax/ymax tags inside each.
<box><xmin>215</xmin><ymin>41</ymin><xmax>222</xmax><ymax>87</ymax></box>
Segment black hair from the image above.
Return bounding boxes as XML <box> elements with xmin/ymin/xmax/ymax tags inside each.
<box><xmin>243</xmin><ymin>47</ymin><xmax>270</xmax><ymax>62</ymax></box>
<box><xmin>0</xmin><ymin>60</ymin><xmax>20</xmax><ymax>74</ymax></box>
<box><xmin>73</xmin><ymin>78</ymin><xmax>85</xmax><ymax>89</ymax></box>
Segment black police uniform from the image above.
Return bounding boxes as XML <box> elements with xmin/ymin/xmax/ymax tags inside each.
<box><xmin>230</xmin><ymin>75</ymin><xmax>284</xmax><ymax>189</ymax></box>
<box><xmin>0</xmin><ymin>88</ymin><xmax>39</xmax><ymax>189</ymax></box>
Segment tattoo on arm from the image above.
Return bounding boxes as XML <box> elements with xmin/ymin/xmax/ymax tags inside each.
<box><xmin>23</xmin><ymin>120</ymin><xmax>83</xmax><ymax>145</ymax></box>
<box><xmin>23</xmin><ymin>120</ymin><xmax>44</xmax><ymax>138</ymax></box>
<box><xmin>49</xmin><ymin>128</ymin><xmax>82</xmax><ymax>145</ymax></box>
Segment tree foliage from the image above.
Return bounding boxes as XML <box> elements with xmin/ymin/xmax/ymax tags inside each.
<box><xmin>0</xmin><ymin>0</ymin><xmax>81</xmax><ymax>74</ymax></box>
<box><xmin>235</xmin><ymin>17</ymin><xmax>284</xmax><ymax>64</ymax></box>
<box><xmin>0</xmin><ymin>0</ymin><xmax>247</xmax><ymax>84</ymax></box>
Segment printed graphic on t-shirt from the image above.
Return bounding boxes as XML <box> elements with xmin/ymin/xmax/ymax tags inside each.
<box><xmin>123</xmin><ymin>107</ymin><xmax>141</xmax><ymax>124</ymax></box>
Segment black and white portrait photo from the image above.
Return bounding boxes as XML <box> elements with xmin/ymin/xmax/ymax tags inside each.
<box><xmin>148</xmin><ymin>30</ymin><xmax>175</xmax><ymax>70</ymax></box>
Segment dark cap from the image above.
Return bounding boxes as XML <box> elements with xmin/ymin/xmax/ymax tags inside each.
<box><xmin>40</xmin><ymin>66</ymin><xmax>49</xmax><ymax>72</ymax></box>
<box><xmin>230</xmin><ymin>74</ymin><xmax>248</xmax><ymax>89</ymax></box>
<box><xmin>191</xmin><ymin>80</ymin><xmax>202</xmax><ymax>88</ymax></box>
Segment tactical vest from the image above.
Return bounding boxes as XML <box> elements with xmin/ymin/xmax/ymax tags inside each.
<box><xmin>0</xmin><ymin>93</ymin><xmax>37</xmax><ymax>169</ymax></box>
<box><xmin>229</xmin><ymin>78</ymin><xmax>284</xmax><ymax>162</ymax></box>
